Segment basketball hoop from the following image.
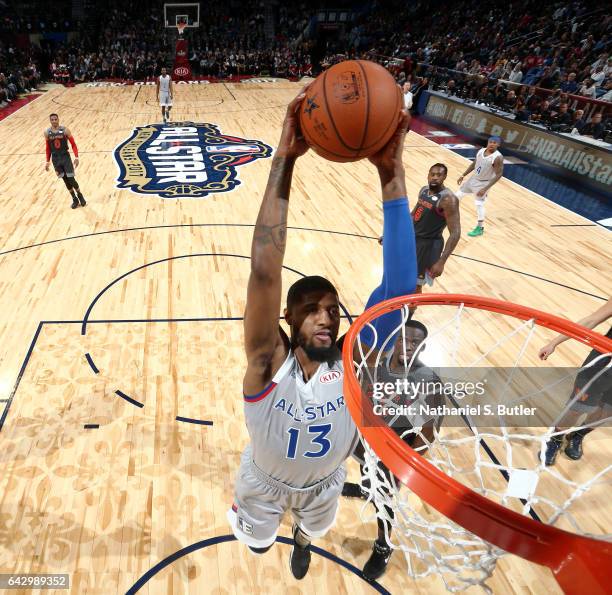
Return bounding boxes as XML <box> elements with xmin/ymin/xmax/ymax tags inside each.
<box><xmin>177</xmin><ymin>21</ymin><xmax>187</xmax><ymax>38</ymax></box>
<box><xmin>342</xmin><ymin>294</ymin><xmax>612</xmax><ymax>593</ymax></box>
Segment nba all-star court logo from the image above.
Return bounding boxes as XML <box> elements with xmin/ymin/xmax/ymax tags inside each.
<box><xmin>114</xmin><ymin>122</ymin><xmax>272</xmax><ymax>198</ymax></box>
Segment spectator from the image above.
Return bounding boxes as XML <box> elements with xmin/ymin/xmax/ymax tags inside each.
<box><xmin>590</xmin><ymin>63</ymin><xmax>606</xmax><ymax>88</ymax></box>
<box><xmin>504</xmin><ymin>89</ymin><xmax>518</xmax><ymax>111</ymax></box>
<box><xmin>524</xmin><ymin>85</ymin><xmax>540</xmax><ymax>110</ymax></box>
<box><xmin>411</xmin><ymin>76</ymin><xmax>430</xmax><ymax>105</ymax></box>
<box><xmin>531</xmin><ymin>99</ymin><xmax>552</xmax><ymax>124</ymax></box>
<box><xmin>402</xmin><ymin>81</ymin><xmax>413</xmax><ymax>110</ymax></box>
<box><xmin>514</xmin><ymin>96</ymin><xmax>531</xmax><ymax>121</ymax></box>
<box><xmin>508</xmin><ymin>62</ymin><xmax>523</xmax><ymax>83</ymax></box>
<box><xmin>579</xmin><ymin>78</ymin><xmax>598</xmax><ymax>98</ymax></box>
<box><xmin>580</xmin><ymin>112</ymin><xmax>605</xmax><ymax>139</ymax></box>
<box><xmin>444</xmin><ymin>78</ymin><xmax>458</xmax><ymax>95</ymax></box>
<box><xmin>600</xmin><ymin>80</ymin><xmax>612</xmax><ymax>102</ymax></box>
<box><xmin>560</xmin><ymin>72</ymin><xmax>579</xmax><ymax>94</ymax></box>
<box><xmin>571</xmin><ymin>109</ymin><xmax>588</xmax><ymax>134</ymax></box>
<box><xmin>537</xmin><ymin>66</ymin><xmax>558</xmax><ymax>89</ymax></box>
<box><xmin>549</xmin><ymin>103</ymin><xmax>573</xmax><ymax>129</ymax></box>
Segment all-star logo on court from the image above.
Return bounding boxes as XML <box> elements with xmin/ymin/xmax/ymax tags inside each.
<box><xmin>114</xmin><ymin>122</ymin><xmax>272</xmax><ymax>198</ymax></box>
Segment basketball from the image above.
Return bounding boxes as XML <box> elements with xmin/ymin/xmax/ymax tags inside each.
<box><xmin>299</xmin><ymin>60</ymin><xmax>403</xmax><ymax>162</ymax></box>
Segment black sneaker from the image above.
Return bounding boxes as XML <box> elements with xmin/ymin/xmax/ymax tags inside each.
<box><xmin>342</xmin><ymin>481</ymin><xmax>367</xmax><ymax>499</ymax></box>
<box><xmin>289</xmin><ymin>524</ymin><xmax>311</xmax><ymax>580</ymax></box>
<box><xmin>543</xmin><ymin>436</ymin><xmax>563</xmax><ymax>466</ymax></box>
<box><xmin>564</xmin><ymin>432</ymin><xmax>584</xmax><ymax>460</ymax></box>
<box><xmin>363</xmin><ymin>540</ymin><xmax>392</xmax><ymax>581</ymax></box>
<box><xmin>78</xmin><ymin>192</ymin><xmax>86</xmax><ymax>206</ymax></box>
<box><xmin>71</xmin><ymin>195</ymin><xmax>79</xmax><ymax>209</ymax></box>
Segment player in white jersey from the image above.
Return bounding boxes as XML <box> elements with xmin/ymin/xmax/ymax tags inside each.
<box><xmin>456</xmin><ymin>136</ymin><xmax>503</xmax><ymax>237</ymax></box>
<box><xmin>227</xmin><ymin>86</ymin><xmax>418</xmax><ymax>580</ymax></box>
<box><xmin>156</xmin><ymin>67</ymin><xmax>173</xmax><ymax>124</ymax></box>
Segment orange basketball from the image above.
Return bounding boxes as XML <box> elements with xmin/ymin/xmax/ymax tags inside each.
<box><xmin>299</xmin><ymin>60</ymin><xmax>403</xmax><ymax>162</ymax></box>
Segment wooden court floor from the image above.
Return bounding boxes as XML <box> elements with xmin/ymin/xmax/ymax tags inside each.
<box><xmin>0</xmin><ymin>81</ymin><xmax>610</xmax><ymax>594</ymax></box>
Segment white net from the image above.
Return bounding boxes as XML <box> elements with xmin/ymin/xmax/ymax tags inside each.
<box><xmin>351</xmin><ymin>300</ymin><xmax>612</xmax><ymax>592</ymax></box>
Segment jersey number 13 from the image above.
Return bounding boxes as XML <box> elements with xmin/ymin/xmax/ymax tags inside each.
<box><xmin>286</xmin><ymin>424</ymin><xmax>332</xmax><ymax>459</ymax></box>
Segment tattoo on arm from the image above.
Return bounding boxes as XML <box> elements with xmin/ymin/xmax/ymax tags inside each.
<box><xmin>484</xmin><ymin>160</ymin><xmax>503</xmax><ymax>191</ymax></box>
<box><xmin>253</xmin><ymin>219</ymin><xmax>287</xmax><ymax>253</ymax></box>
<box><xmin>252</xmin><ymin>157</ymin><xmax>295</xmax><ymax>254</ymax></box>
<box><xmin>266</xmin><ymin>156</ymin><xmax>294</xmax><ymax>201</ymax></box>
<box><xmin>440</xmin><ymin>197</ymin><xmax>460</xmax><ymax>260</ymax></box>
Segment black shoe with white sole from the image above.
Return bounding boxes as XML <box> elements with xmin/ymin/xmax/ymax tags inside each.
<box><xmin>363</xmin><ymin>541</ymin><xmax>392</xmax><ymax>582</ymax></box>
<box><xmin>289</xmin><ymin>524</ymin><xmax>311</xmax><ymax>580</ymax></box>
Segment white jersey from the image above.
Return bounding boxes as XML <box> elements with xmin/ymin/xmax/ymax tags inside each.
<box><xmin>403</xmin><ymin>91</ymin><xmax>413</xmax><ymax>109</ymax></box>
<box><xmin>473</xmin><ymin>148</ymin><xmax>502</xmax><ymax>181</ymax></box>
<box><xmin>158</xmin><ymin>74</ymin><xmax>171</xmax><ymax>94</ymax></box>
<box><xmin>243</xmin><ymin>351</ymin><xmax>358</xmax><ymax>488</ymax></box>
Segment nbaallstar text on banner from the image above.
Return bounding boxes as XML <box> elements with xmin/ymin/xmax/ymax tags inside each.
<box><xmin>114</xmin><ymin>122</ymin><xmax>273</xmax><ymax>198</ymax></box>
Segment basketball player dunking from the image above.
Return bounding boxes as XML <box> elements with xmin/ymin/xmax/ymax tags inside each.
<box><xmin>456</xmin><ymin>136</ymin><xmax>503</xmax><ymax>237</ymax></box>
<box><xmin>227</xmin><ymin>87</ymin><xmax>417</xmax><ymax>580</ymax></box>
<box><xmin>156</xmin><ymin>67</ymin><xmax>173</xmax><ymax>124</ymax></box>
<box><xmin>44</xmin><ymin>113</ymin><xmax>86</xmax><ymax>209</ymax></box>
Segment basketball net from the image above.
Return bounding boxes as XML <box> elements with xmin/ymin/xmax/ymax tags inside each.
<box><xmin>343</xmin><ymin>294</ymin><xmax>612</xmax><ymax>593</ymax></box>
<box><xmin>177</xmin><ymin>21</ymin><xmax>187</xmax><ymax>38</ymax></box>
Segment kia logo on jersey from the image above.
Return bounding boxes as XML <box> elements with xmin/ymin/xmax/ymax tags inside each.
<box><xmin>320</xmin><ymin>370</ymin><xmax>342</xmax><ymax>384</ymax></box>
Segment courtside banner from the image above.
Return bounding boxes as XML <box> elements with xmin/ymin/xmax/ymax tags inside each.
<box><xmin>423</xmin><ymin>92</ymin><xmax>612</xmax><ymax>192</ymax></box>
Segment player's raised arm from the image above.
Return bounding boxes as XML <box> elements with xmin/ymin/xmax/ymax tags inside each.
<box><xmin>539</xmin><ymin>297</ymin><xmax>612</xmax><ymax>359</ymax></box>
<box><xmin>357</xmin><ymin>111</ymin><xmax>418</xmax><ymax>359</ymax></box>
<box><xmin>243</xmin><ymin>88</ymin><xmax>309</xmax><ymax>392</ymax></box>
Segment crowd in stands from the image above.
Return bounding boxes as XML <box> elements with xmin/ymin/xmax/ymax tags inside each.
<box><xmin>421</xmin><ymin>73</ymin><xmax>609</xmax><ymax>138</ymax></box>
<box><xmin>1</xmin><ymin>0</ymin><xmax>610</xmax><ymax>143</ymax></box>
<box><xmin>186</xmin><ymin>4</ymin><xmax>312</xmax><ymax>78</ymax></box>
<box><xmin>44</xmin><ymin>2</ymin><xmax>314</xmax><ymax>83</ymax></box>
<box><xmin>0</xmin><ymin>38</ymin><xmax>42</xmax><ymax>108</ymax></box>
<box><xmin>357</xmin><ymin>0</ymin><xmax>611</xmax><ymax>97</ymax></box>
<box><xmin>322</xmin><ymin>0</ymin><xmax>610</xmax><ymax>138</ymax></box>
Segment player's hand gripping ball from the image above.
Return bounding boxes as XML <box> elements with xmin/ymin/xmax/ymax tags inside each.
<box><xmin>299</xmin><ymin>60</ymin><xmax>403</xmax><ymax>162</ymax></box>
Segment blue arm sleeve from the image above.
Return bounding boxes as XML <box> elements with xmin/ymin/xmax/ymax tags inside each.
<box><xmin>359</xmin><ymin>197</ymin><xmax>417</xmax><ymax>350</ymax></box>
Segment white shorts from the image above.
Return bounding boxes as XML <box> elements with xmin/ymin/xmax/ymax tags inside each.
<box><xmin>227</xmin><ymin>447</ymin><xmax>346</xmax><ymax>549</ymax></box>
<box><xmin>457</xmin><ymin>177</ymin><xmax>491</xmax><ymax>200</ymax></box>
<box><xmin>159</xmin><ymin>92</ymin><xmax>173</xmax><ymax>107</ymax></box>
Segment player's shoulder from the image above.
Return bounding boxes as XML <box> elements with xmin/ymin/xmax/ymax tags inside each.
<box><xmin>440</xmin><ymin>187</ymin><xmax>458</xmax><ymax>203</ymax></box>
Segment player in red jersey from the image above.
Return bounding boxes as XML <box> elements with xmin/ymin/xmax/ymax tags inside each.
<box><xmin>44</xmin><ymin>113</ymin><xmax>86</xmax><ymax>209</ymax></box>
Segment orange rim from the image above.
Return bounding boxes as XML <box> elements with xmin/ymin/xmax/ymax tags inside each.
<box><xmin>342</xmin><ymin>294</ymin><xmax>612</xmax><ymax>594</ymax></box>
